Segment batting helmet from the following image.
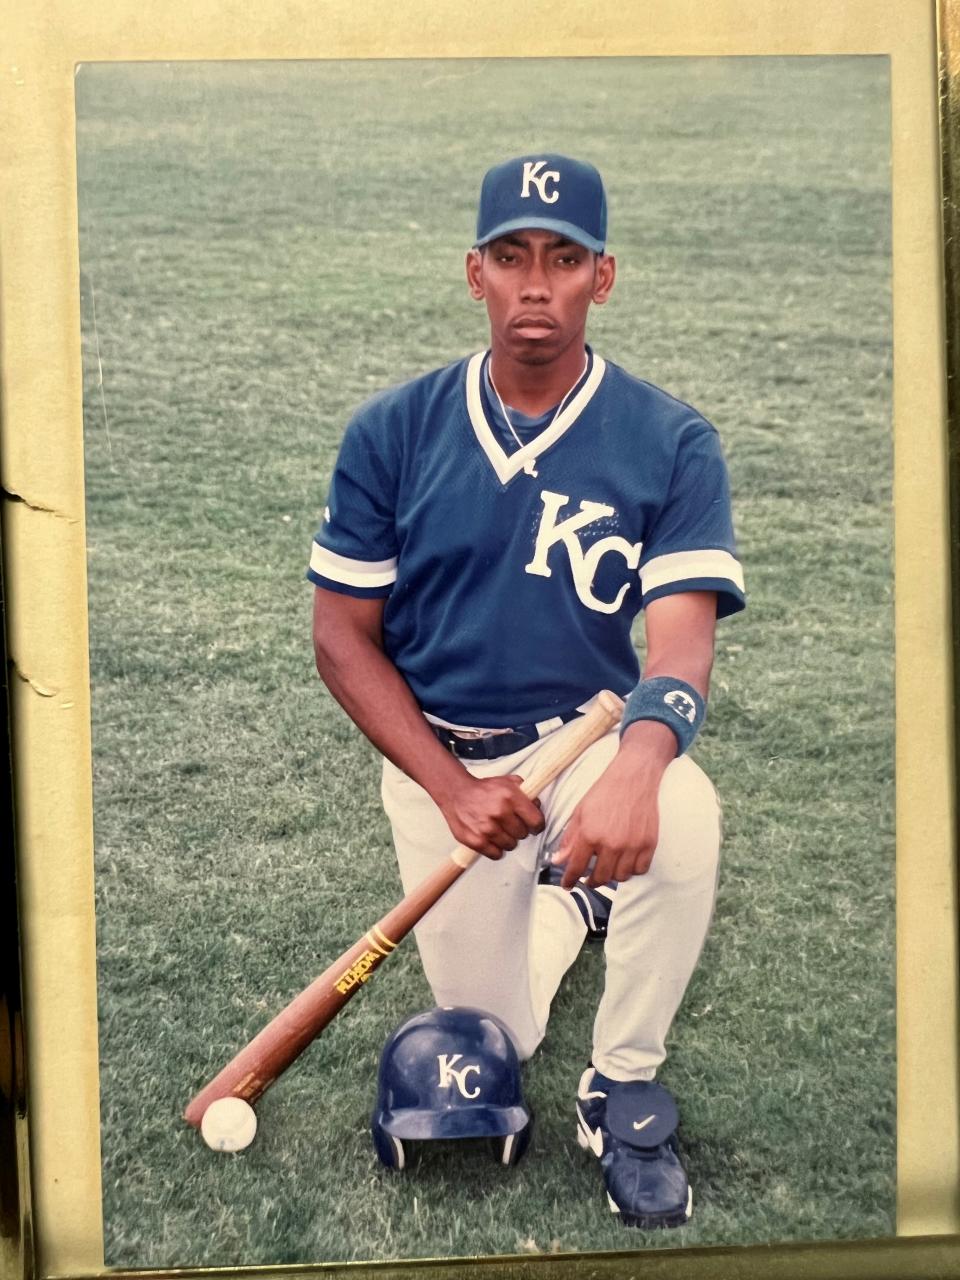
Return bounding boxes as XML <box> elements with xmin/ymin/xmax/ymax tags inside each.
<box><xmin>371</xmin><ymin>1006</ymin><xmax>533</xmax><ymax>1169</ymax></box>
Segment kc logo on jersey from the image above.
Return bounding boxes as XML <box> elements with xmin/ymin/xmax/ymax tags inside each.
<box><xmin>520</xmin><ymin>160</ymin><xmax>560</xmax><ymax>204</ymax></box>
<box><xmin>525</xmin><ymin>489</ymin><xmax>642</xmax><ymax>614</ymax></box>
<box><xmin>437</xmin><ymin>1053</ymin><xmax>482</xmax><ymax>1099</ymax></box>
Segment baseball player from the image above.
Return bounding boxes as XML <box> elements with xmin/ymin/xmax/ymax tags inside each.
<box><xmin>308</xmin><ymin>154</ymin><xmax>745</xmax><ymax>1228</ymax></box>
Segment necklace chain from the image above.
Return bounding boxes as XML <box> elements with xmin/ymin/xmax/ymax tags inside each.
<box><xmin>488</xmin><ymin>353</ymin><xmax>589</xmax><ymax>457</ymax></box>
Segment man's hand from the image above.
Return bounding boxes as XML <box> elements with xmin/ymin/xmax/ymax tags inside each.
<box><xmin>551</xmin><ymin>591</ymin><xmax>719</xmax><ymax>888</ymax></box>
<box><xmin>434</xmin><ymin>772</ymin><xmax>545</xmax><ymax>859</ymax></box>
<box><xmin>552</xmin><ymin>720</ymin><xmax>676</xmax><ymax>887</ymax></box>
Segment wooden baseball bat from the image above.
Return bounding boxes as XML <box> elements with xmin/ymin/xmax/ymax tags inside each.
<box><xmin>184</xmin><ymin>690</ymin><xmax>624</xmax><ymax>1127</ymax></box>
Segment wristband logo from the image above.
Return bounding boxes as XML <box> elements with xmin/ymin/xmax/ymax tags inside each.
<box><xmin>664</xmin><ymin>690</ymin><xmax>697</xmax><ymax>724</ymax></box>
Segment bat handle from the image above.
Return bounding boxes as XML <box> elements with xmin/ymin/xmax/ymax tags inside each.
<box><xmin>444</xmin><ymin>689</ymin><xmax>625</xmax><ymax>874</ymax></box>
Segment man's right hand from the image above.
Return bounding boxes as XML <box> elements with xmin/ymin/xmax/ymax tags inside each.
<box><xmin>434</xmin><ymin>773</ymin><xmax>545</xmax><ymax>858</ymax></box>
<box><xmin>312</xmin><ymin>590</ymin><xmax>545</xmax><ymax>858</ymax></box>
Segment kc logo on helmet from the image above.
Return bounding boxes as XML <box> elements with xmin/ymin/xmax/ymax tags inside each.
<box><xmin>521</xmin><ymin>160</ymin><xmax>560</xmax><ymax>204</ymax></box>
<box><xmin>437</xmin><ymin>1053</ymin><xmax>482</xmax><ymax>1099</ymax></box>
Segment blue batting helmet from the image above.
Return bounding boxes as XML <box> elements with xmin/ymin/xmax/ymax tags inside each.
<box><xmin>371</xmin><ymin>1006</ymin><xmax>533</xmax><ymax>1169</ymax></box>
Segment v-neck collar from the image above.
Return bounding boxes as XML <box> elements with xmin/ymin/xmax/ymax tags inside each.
<box><xmin>465</xmin><ymin>348</ymin><xmax>607</xmax><ymax>485</ymax></box>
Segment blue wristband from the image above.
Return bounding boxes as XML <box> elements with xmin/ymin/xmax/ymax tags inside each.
<box><xmin>620</xmin><ymin>677</ymin><xmax>706</xmax><ymax>756</ymax></box>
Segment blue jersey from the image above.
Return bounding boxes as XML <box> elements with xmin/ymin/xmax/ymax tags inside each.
<box><xmin>308</xmin><ymin>350</ymin><xmax>745</xmax><ymax>727</ymax></box>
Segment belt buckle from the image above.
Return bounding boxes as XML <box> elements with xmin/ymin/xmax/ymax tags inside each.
<box><xmin>449</xmin><ymin>726</ymin><xmax>515</xmax><ymax>742</ymax></box>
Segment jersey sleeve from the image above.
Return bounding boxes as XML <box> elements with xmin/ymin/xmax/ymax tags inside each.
<box><xmin>639</xmin><ymin>420</ymin><xmax>745</xmax><ymax>618</ymax></box>
<box><xmin>306</xmin><ymin>404</ymin><xmax>400</xmax><ymax>599</ymax></box>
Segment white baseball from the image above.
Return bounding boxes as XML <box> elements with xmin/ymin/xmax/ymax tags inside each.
<box><xmin>200</xmin><ymin>1096</ymin><xmax>258</xmax><ymax>1152</ymax></box>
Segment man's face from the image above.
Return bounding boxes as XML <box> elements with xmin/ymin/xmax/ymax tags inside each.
<box><xmin>465</xmin><ymin>229</ymin><xmax>615</xmax><ymax>366</ymax></box>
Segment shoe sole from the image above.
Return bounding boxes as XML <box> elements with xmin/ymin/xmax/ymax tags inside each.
<box><xmin>576</xmin><ymin>1115</ymin><xmax>693</xmax><ymax>1229</ymax></box>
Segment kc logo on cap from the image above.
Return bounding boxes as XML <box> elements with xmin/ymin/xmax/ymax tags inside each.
<box><xmin>520</xmin><ymin>159</ymin><xmax>561</xmax><ymax>204</ymax></box>
<box><xmin>474</xmin><ymin>153</ymin><xmax>608</xmax><ymax>254</ymax></box>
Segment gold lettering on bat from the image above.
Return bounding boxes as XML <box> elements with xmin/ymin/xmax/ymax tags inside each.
<box><xmin>334</xmin><ymin>949</ymin><xmax>381</xmax><ymax>995</ymax></box>
<box><xmin>365</xmin><ymin>930</ymin><xmax>391</xmax><ymax>958</ymax></box>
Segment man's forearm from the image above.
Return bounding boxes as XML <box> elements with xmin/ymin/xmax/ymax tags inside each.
<box><xmin>313</xmin><ymin>603</ymin><xmax>467</xmax><ymax>807</ymax></box>
<box><xmin>621</xmin><ymin>590</ymin><xmax>717</xmax><ymax>769</ymax></box>
<box><xmin>312</xmin><ymin>589</ymin><xmax>545</xmax><ymax>856</ymax></box>
<box><xmin>554</xmin><ymin>592</ymin><xmax>719</xmax><ymax>885</ymax></box>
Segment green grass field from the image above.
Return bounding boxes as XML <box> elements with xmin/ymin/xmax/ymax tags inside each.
<box><xmin>76</xmin><ymin>57</ymin><xmax>894</xmax><ymax>1269</ymax></box>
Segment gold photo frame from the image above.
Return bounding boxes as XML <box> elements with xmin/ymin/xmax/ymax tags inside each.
<box><xmin>2</xmin><ymin>0</ymin><xmax>959</xmax><ymax>1277</ymax></box>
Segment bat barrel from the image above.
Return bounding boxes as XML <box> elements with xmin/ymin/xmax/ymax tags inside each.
<box><xmin>183</xmin><ymin>858</ymin><xmax>466</xmax><ymax>1126</ymax></box>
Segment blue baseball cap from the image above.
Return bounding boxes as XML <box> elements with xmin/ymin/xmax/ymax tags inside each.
<box><xmin>474</xmin><ymin>153</ymin><xmax>607</xmax><ymax>254</ymax></box>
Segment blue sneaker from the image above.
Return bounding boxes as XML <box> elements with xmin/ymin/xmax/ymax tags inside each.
<box><xmin>576</xmin><ymin>1067</ymin><xmax>693</xmax><ymax>1228</ymax></box>
<box><xmin>538</xmin><ymin>864</ymin><xmax>617</xmax><ymax>941</ymax></box>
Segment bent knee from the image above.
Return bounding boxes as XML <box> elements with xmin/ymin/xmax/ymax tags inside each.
<box><xmin>648</xmin><ymin>756</ymin><xmax>721</xmax><ymax>887</ymax></box>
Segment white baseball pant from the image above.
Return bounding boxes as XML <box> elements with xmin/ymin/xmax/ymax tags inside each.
<box><xmin>381</xmin><ymin>715</ymin><xmax>720</xmax><ymax>1081</ymax></box>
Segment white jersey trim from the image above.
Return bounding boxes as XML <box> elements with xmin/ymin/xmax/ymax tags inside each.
<box><xmin>640</xmin><ymin>548</ymin><xmax>745</xmax><ymax>594</ymax></box>
<box><xmin>465</xmin><ymin>350</ymin><xmax>607</xmax><ymax>485</ymax></box>
<box><xmin>310</xmin><ymin>541</ymin><xmax>398</xmax><ymax>588</ymax></box>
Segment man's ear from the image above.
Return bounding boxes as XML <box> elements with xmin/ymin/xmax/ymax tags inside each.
<box><xmin>592</xmin><ymin>253</ymin><xmax>616</xmax><ymax>305</ymax></box>
<box><xmin>465</xmin><ymin>247</ymin><xmax>485</xmax><ymax>300</ymax></box>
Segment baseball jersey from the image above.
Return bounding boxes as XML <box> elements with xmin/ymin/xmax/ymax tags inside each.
<box><xmin>308</xmin><ymin>350</ymin><xmax>745</xmax><ymax>727</ymax></box>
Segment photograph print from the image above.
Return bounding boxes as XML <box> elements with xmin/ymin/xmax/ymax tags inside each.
<box><xmin>76</xmin><ymin>55</ymin><xmax>894</xmax><ymax>1267</ymax></box>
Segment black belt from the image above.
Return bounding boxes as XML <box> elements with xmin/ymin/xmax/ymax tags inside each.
<box><xmin>429</xmin><ymin>707</ymin><xmax>583</xmax><ymax>760</ymax></box>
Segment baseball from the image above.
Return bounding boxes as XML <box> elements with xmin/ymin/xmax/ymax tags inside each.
<box><xmin>200</xmin><ymin>1096</ymin><xmax>258</xmax><ymax>1152</ymax></box>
